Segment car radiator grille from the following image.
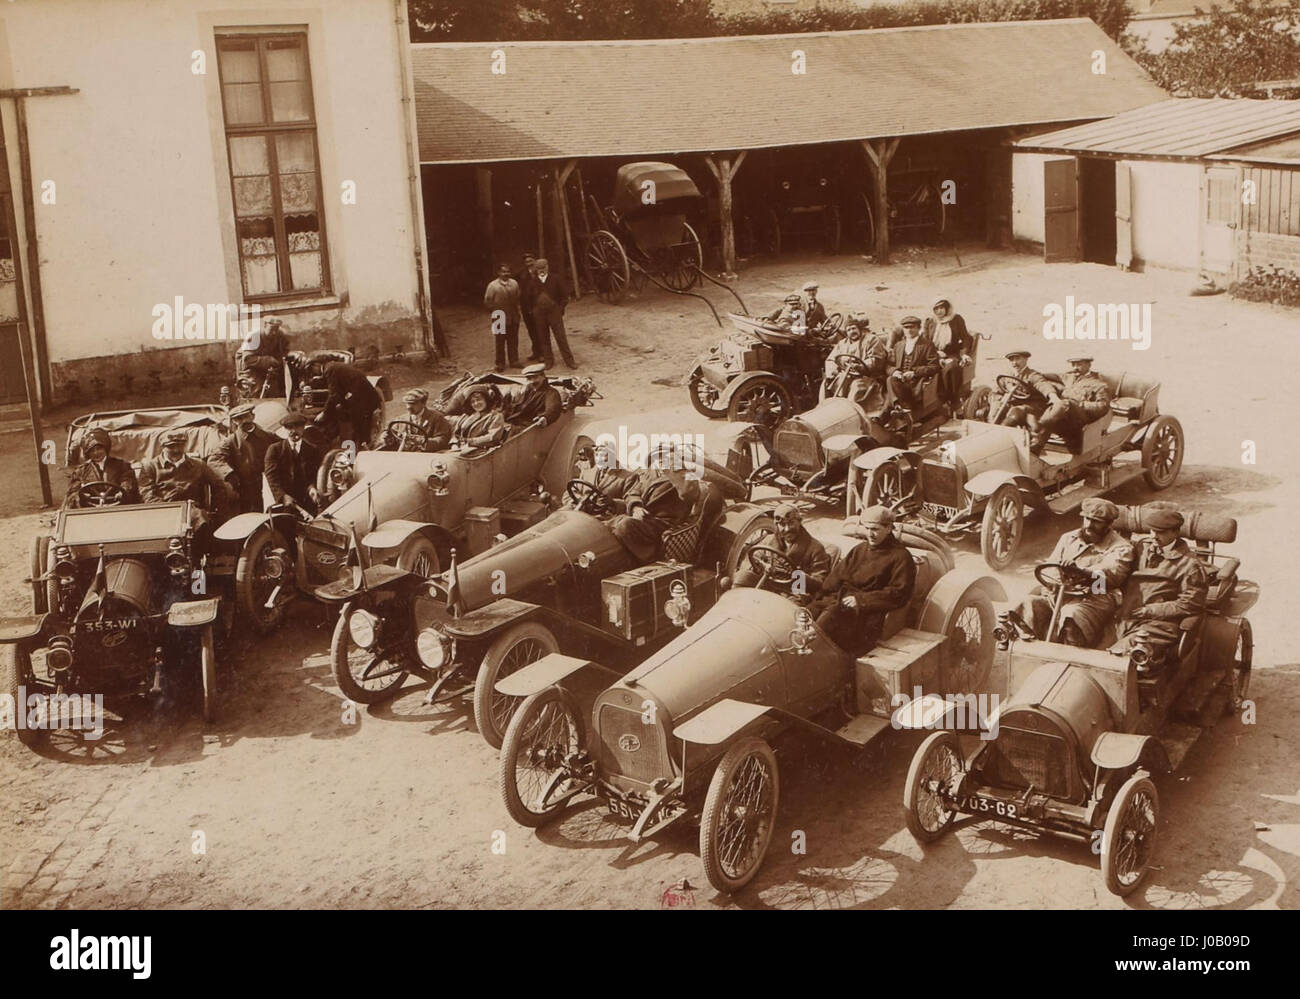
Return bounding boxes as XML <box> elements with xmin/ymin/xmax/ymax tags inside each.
<box><xmin>986</xmin><ymin>727</ymin><xmax>1070</xmax><ymax>798</ymax></box>
<box><xmin>774</xmin><ymin>429</ymin><xmax>821</xmax><ymax>473</ymax></box>
<box><xmin>597</xmin><ymin>704</ymin><xmax>665</xmax><ymax>784</ymax></box>
<box><xmin>920</xmin><ymin>461</ymin><xmax>962</xmax><ymax>509</ymax></box>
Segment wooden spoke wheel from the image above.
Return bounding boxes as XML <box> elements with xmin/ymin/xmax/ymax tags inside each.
<box><xmin>979</xmin><ymin>483</ymin><xmax>1024</xmax><ymax>572</ymax></box>
<box><xmin>660</xmin><ymin>223</ymin><xmax>703</xmax><ymax>292</ymax></box>
<box><xmin>584</xmin><ymin>230</ymin><xmax>631</xmax><ymax>303</ymax></box>
<box><xmin>1141</xmin><ymin>415</ymin><xmax>1184</xmax><ymax>490</ymax></box>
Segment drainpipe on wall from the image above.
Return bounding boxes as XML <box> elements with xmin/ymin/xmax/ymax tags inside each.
<box><xmin>393</xmin><ymin>0</ymin><xmax>447</xmax><ymax>358</ymax></box>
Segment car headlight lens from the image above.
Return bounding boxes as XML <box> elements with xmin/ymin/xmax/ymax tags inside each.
<box><xmin>348</xmin><ymin>609</ymin><xmax>378</xmax><ymax>649</ymax></box>
<box><xmin>416</xmin><ymin>628</ymin><xmax>448</xmax><ymax>670</ymax></box>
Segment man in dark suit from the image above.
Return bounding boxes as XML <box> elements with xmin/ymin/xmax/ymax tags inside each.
<box><xmin>609</xmin><ymin>466</ymin><xmax>699</xmax><ymax>563</ymax></box>
<box><xmin>515</xmin><ymin>252</ymin><xmax>542</xmax><ymax>362</ymax></box>
<box><xmin>212</xmin><ymin>402</ymin><xmax>278</xmax><ymax>512</ymax></box>
<box><xmin>65</xmin><ymin>427</ymin><xmax>141</xmax><ymax>507</ymax></box>
<box><xmin>887</xmin><ymin>315</ymin><xmax>940</xmax><ymax>410</ymax></box>
<box><xmin>265</xmin><ymin>412</ymin><xmax>323</xmax><ymax>515</ymax></box>
<box><xmin>532</xmin><ymin>257</ymin><xmax>576</xmax><ymax>369</ymax></box>
<box><xmin>318</xmin><ymin>361</ymin><xmax>382</xmax><ymax>448</ymax></box>
<box><xmin>506</xmin><ymin>364</ymin><xmax>563</xmax><ymax>430</ymax></box>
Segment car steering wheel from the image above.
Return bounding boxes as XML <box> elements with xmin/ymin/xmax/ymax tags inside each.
<box><xmin>385</xmin><ymin>420</ymin><xmax>428</xmax><ymax>453</ymax></box>
<box><xmin>77</xmin><ymin>480</ymin><xmax>126</xmax><ymax>507</ymax></box>
<box><xmin>815</xmin><ymin>312</ymin><xmax>843</xmax><ymax>338</ymax></box>
<box><xmin>1034</xmin><ymin>562</ymin><xmax>1096</xmax><ymax>596</ymax></box>
<box><xmin>566</xmin><ymin>478</ymin><xmax>613</xmax><ymax>514</ymax></box>
<box><xmin>835</xmin><ymin>354</ymin><xmax>871</xmax><ymax>377</ymax></box>
<box><xmin>995</xmin><ymin>374</ymin><xmax>1047</xmax><ymax>405</ymax></box>
<box><xmin>747</xmin><ymin>545</ymin><xmax>796</xmax><ymax>585</ymax></box>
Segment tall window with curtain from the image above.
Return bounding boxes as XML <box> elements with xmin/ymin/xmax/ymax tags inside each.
<box><xmin>216</xmin><ymin>32</ymin><xmax>329</xmax><ymax>299</ymax></box>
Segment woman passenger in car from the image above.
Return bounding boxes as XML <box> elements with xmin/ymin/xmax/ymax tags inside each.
<box><xmin>450</xmin><ymin>386</ymin><xmax>506</xmax><ymax>450</ymax></box>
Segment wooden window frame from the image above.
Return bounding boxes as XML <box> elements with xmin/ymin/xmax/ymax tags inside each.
<box><xmin>215</xmin><ymin>31</ymin><xmax>331</xmax><ymax>301</ymax></box>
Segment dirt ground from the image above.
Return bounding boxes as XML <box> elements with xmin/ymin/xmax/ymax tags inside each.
<box><xmin>2</xmin><ymin>243</ymin><xmax>1298</xmax><ymax>910</ymax></box>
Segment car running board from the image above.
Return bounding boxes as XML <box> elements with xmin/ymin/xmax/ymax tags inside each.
<box><xmin>833</xmin><ymin>713</ymin><xmax>892</xmax><ymax>747</ymax></box>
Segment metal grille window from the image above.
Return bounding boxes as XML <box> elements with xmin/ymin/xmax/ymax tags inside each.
<box><xmin>1205</xmin><ymin>174</ymin><xmax>1237</xmax><ymax>225</ymax></box>
<box><xmin>216</xmin><ymin>33</ymin><xmax>329</xmax><ymax>299</ymax></box>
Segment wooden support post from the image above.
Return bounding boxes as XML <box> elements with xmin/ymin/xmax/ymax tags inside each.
<box><xmin>535</xmin><ymin>178</ymin><xmax>545</xmax><ymax>257</ymax></box>
<box><xmin>704</xmin><ymin>150</ymin><xmax>746</xmax><ymax>279</ymax></box>
<box><xmin>547</xmin><ymin>168</ymin><xmax>569</xmax><ymax>286</ymax></box>
<box><xmin>574</xmin><ymin>166</ymin><xmax>591</xmax><ymax>238</ymax></box>
<box><xmin>556</xmin><ymin>160</ymin><xmax>580</xmax><ymax>300</ymax></box>
<box><xmin>861</xmin><ymin>137</ymin><xmax>899</xmax><ymax>265</ymax></box>
<box><xmin>475</xmin><ymin>166</ymin><xmax>495</xmax><ymax>277</ymax></box>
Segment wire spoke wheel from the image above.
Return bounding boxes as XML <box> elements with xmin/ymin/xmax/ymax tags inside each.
<box><xmin>942</xmin><ymin>592</ymin><xmax>995</xmax><ymax>695</ymax></box>
<box><xmin>1226</xmin><ymin>618</ymin><xmax>1253</xmax><ymax>715</ymax></box>
<box><xmin>499</xmin><ymin>687</ymin><xmax>586</xmax><ymax>827</ymax></box>
<box><xmin>700</xmin><ymin>737</ymin><xmax>779</xmax><ymax>893</ymax></box>
<box><xmin>904</xmin><ymin>731</ymin><xmax>963</xmax><ymax>842</ymax></box>
<box><xmin>330</xmin><ymin>601</ymin><xmax>409</xmax><ymax>704</ymax></box>
<box><xmin>474</xmin><ymin>622</ymin><xmax>560</xmax><ymax>749</ymax></box>
<box><xmin>1102</xmin><ymin>774</ymin><xmax>1159</xmax><ymax>896</ymax></box>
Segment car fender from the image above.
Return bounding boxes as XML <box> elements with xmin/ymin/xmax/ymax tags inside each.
<box><xmin>918</xmin><ymin>569</ymin><xmax>1007</xmax><ymax>640</ymax></box>
<box><xmin>718</xmin><ymin>371</ymin><xmax>785</xmax><ymax>408</ymax></box>
<box><xmin>963</xmin><ymin>468</ymin><xmax>1040</xmax><ymax>503</ymax></box>
<box><xmin>167</xmin><ymin>598</ymin><xmax>221</xmax><ymax>628</ymax></box>
<box><xmin>709</xmin><ymin>503</ymin><xmax>772</xmax><ymax>575</ymax></box>
<box><xmin>851</xmin><ymin>446</ymin><xmax>918</xmax><ymax>476</ymax></box>
<box><xmin>1200</xmin><ymin>613</ymin><xmax>1245</xmax><ymax>668</ymax></box>
<box><xmin>495</xmin><ymin>652</ymin><xmax>596</xmax><ymax>698</ymax></box>
<box><xmin>673</xmin><ymin>698</ymin><xmax>773</xmax><ymax>746</ymax></box>
<box><xmin>443</xmin><ymin>597</ymin><xmax>543</xmax><ymax>641</ymax></box>
<box><xmin>0</xmin><ymin>614</ymin><xmax>48</xmax><ymax>643</ymax></box>
<box><xmin>363</xmin><ymin>519</ymin><xmax>455</xmax><ymax>562</ymax></box>
<box><xmin>891</xmin><ymin>691</ymin><xmax>987</xmax><ymax>734</ymax></box>
<box><xmin>368</xmin><ymin>374</ymin><xmax>392</xmax><ymax>403</ymax></box>
<box><xmin>1090</xmin><ymin>731</ymin><xmax>1171</xmax><ymax>775</ymax></box>
<box><xmin>213</xmin><ymin>511</ymin><xmax>276</xmax><ymax>543</ymax></box>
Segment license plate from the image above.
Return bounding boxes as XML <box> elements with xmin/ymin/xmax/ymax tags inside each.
<box><xmin>960</xmin><ymin>795</ymin><xmax>1020</xmax><ymax>819</ymax></box>
<box><xmin>605</xmin><ymin>795</ymin><xmax>637</xmax><ymax>822</ymax></box>
<box><xmin>77</xmin><ymin>618</ymin><xmax>139</xmax><ymax>634</ymax></box>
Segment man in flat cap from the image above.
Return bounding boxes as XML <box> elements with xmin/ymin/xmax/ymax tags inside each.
<box><xmin>212</xmin><ymin>402</ymin><xmax>278</xmax><ymax>512</ymax></box>
<box><xmin>531</xmin><ymin>258</ymin><xmax>576</xmax><ymax>369</ymax></box>
<box><xmin>764</xmin><ymin>293</ymin><xmax>806</xmax><ymax>332</ymax></box>
<box><xmin>733</xmin><ymin>503</ymin><xmax>831</xmax><ymax>605</ymax></box>
<box><xmin>378</xmin><ymin>388</ymin><xmax>453</xmax><ymax>452</ymax></box>
<box><xmin>808</xmin><ymin>504</ymin><xmax>916</xmax><ymax>655</ymax></box>
<box><xmin>887</xmin><ymin>315</ymin><xmax>940</xmax><ymax>411</ymax></box>
<box><xmin>1111</xmin><ymin>505</ymin><xmax>1208</xmax><ymax>674</ymax></box>
<box><xmin>1035</xmin><ymin>356</ymin><xmax>1113</xmax><ymax>451</ymax></box>
<box><xmin>138</xmin><ymin>429</ymin><xmax>236</xmax><ymax>517</ymax></box>
<box><xmin>264</xmin><ymin>411</ymin><xmax>324</xmax><ymax>516</ymax></box>
<box><xmin>988</xmin><ymin>350</ymin><xmax>1060</xmax><ymax>445</ymax></box>
<box><xmin>609</xmin><ymin>464</ymin><xmax>701</xmax><ymax>563</ymax></box>
<box><xmin>801</xmin><ymin>281</ymin><xmax>828</xmax><ymax>331</ymax></box>
<box><xmin>506</xmin><ymin>364</ymin><xmax>563</xmax><ymax>430</ymax></box>
<box><xmin>65</xmin><ymin>427</ymin><xmax>141</xmax><ymax>508</ymax></box>
<box><xmin>1003</xmin><ymin>498</ymin><xmax>1135</xmax><ymax>646</ymax></box>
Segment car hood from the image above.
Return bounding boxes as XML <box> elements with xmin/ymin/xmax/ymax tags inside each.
<box><xmin>319</xmin><ymin>451</ymin><xmax>446</xmax><ymax>531</ymax></box>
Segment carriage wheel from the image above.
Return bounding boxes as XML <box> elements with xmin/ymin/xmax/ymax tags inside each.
<box><xmin>584</xmin><ymin>230</ymin><xmax>630</xmax><ymax>303</ymax></box>
<box><xmin>661</xmin><ymin>223</ymin><xmax>703</xmax><ymax>292</ymax></box>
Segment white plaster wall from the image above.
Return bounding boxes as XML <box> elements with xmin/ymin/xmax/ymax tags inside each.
<box><xmin>1125</xmin><ymin>159</ymin><xmax>1201</xmax><ymax>271</ymax></box>
<box><xmin>0</xmin><ymin>0</ymin><xmax>420</xmax><ymax>369</ymax></box>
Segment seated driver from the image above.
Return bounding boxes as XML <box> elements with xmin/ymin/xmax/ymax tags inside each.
<box><xmin>450</xmin><ymin>385</ymin><xmax>506</xmax><ymax>449</ymax></box>
<box><xmin>988</xmin><ymin>350</ymin><xmax>1060</xmax><ymax>447</ymax></box>
<box><xmin>65</xmin><ymin>427</ymin><xmax>141</xmax><ymax>508</ymax></box>
<box><xmin>566</xmin><ymin>442</ymin><xmax>638</xmax><ymax>511</ymax></box>
<box><xmin>1034</xmin><ymin>356</ymin><xmax>1112</xmax><ymax>451</ymax></box>
<box><xmin>609</xmin><ymin>464</ymin><xmax>699</xmax><ymax>563</ymax></box>
<box><xmin>1110</xmin><ymin>506</ymin><xmax>1208</xmax><ymax>676</ymax></box>
<box><xmin>808</xmin><ymin>505</ymin><xmax>916</xmax><ymax>655</ymax></box>
<box><xmin>1002</xmin><ymin>498</ymin><xmax>1135</xmax><ymax>647</ymax></box>
<box><xmin>733</xmin><ymin>504</ymin><xmax>830</xmax><ymax>606</ymax></box>
<box><xmin>823</xmin><ymin>314</ymin><xmax>888</xmax><ymax>404</ymax></box>
<box><xmin>138</xmin><ymin>429</ymin><xmax>236</xmax><ymax>516</ymax></box>
<box><xmin>378</xmin><ymin>388</ymin><xmax>453</xmax><ymax>452</ymax></box>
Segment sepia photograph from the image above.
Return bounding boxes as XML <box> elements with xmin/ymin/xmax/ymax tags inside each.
<box><xmin>0</xmin><ymin>0</ymin><xmax>1295</xmax><ymax>953</ymax></box>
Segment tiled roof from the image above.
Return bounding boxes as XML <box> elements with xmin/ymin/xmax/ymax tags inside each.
<box><xmin>1013</xmin><ymin>97</ymin><xmax>1300</xmax><ymax>158</ymax></box>
<box><xmin>412</xmin><ymin>19</ymin><xmax>1166</xmax><ymax>164</ymax></box>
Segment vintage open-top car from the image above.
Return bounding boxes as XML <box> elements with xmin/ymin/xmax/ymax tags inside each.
<box><xmin>212</xmin><ymin>372</ymin><xmax>602</xmax><ymax>633</ymax></box>
<box><xmin>4</xmin><ymin>499</ymin><xmax>229</xmax><ymax>745</ymax></box>
<box><xmin>495</xmin><ymin>522</ymin><xmax>1005</xmax><ymax>893</ymax></box>
<box><xmin>687</xmin><ymin>311</ymin><xmax>845</xmax><ymax>426</ymax></box>
<box><xmin>317</xmin><ymin>450</ymin><xmax>761</xmax><ymax>747</ymax></box>
<box><xmin>897</xmin><ymin>506</ymin><xmax>1254</xmax><ymax>896</ymax></box>
<box><xmin>850</xmin><ymin>370</ymin><xmax>1184</xmax><ymax>569</ymax></box>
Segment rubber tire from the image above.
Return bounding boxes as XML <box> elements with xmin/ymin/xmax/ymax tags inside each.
<box><xmin>979</xmin><ymin>483</ymin><xmax>1024</xmax><ymax>572</ymax></box>
<box><xmin>394</xmin><ymin>535</ymin><xmax>440</xmax><ymax>577</ymax></box>
<box><xmin>1102</xmin><ymin>773</ymin><xmax>1159</xmax><ymax>897</ymax></box>
<box><xmin>724</xmin><ymin>515</ymin><xmax>775</xmax><ymax>580</ymax></box>
<box><xmin>688</xmin><ymin>368</ymin><xmax>725</xmax><ymax>418</ymax></box>
<box><xmin>330</xmin><ymin>599</ymin><xmax>409</xmax><ymax>705</ymax></box>
<box><xmin>940</xmin><ymin>588</ymin><xmax>996</xmax><ymax>695</ymax></box>
<box><xmin>1141</xmin><ymin>415</ymin><xmax>1184</xmax><ymax>491</ymax></box>
<box><xmin>726</xmin><ymin>376</ymin><xmax>793</xmax><ymax>428</ymax></box>
<box><xmin>1225</xmin><ymin>618</ymin><xmax>1253</xmax><ymax>716</ymax></box>
<box><xmin>903</xmin><ymin>730</ymin><xmax>962</xmax><ymax>843</ymax></box>
<box><xmin>963</xmin><ymin>384</ymin><xmax>991</xmax><ymax>422</ymax></box>
<box><xmin>699</xmin><ymin>736</ymin><xmax>780</xmax><ymax>894</ymax></box>
<box><xmin>200</xmin><ymin>626</ymin><xmax>218</xmax><ymax>724</ymax></box>
<box><xmin>235</xmin><ymin>526</ymin><xmax>291</xmax><ymax>634</ymax></box>
<box><xmin>1</xmin><ymin>645</ymin><xmax>44</xmax><ymax>748</ymax></box>
<box><xmin>499</xmin><ymin>686</ymin><xmax>586</xmax><ymax>829</ymax></box>
<box><xmin>473</xmin><ymin>621</ymin><xmax>560</xmax><ymax>750</ymax></box>
<box><xmin>29</xmin><ymin>536</ymin><xmax>48</xmax><ymax>615</ymax></box>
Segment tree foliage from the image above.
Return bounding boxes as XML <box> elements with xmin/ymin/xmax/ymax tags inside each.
<box><xmin>409</xmin><ymin>0</ymin><xmax>1132</xmax><ymax>43</ymax></box>
<box><xmin>1124</xmin><ymin>0</ymin><xmax>1300</xmax><ymax>96</ymax></box>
